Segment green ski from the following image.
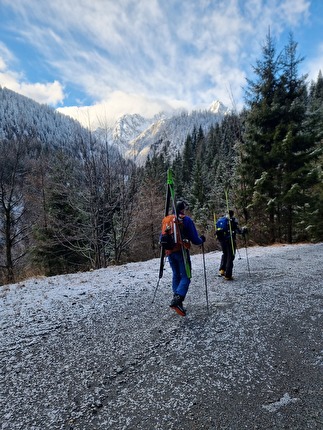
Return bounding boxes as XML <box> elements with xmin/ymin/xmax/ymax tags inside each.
<box><xmin>152</xmin><ymin>169</ymin><xmax>190</xmax><ymax>304</ymax></box>
<box><xmin>168</xmin><ymin>170</ymin><xmax>191</xmax><ymax>279</ymax></box>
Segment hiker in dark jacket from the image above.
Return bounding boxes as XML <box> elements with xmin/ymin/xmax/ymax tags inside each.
<box><xmin>217</xmin><ymin>210</ymin><xmax>247</xmax><ymax>280</ymax></box>
<box><xmin>167</xmin><ymin>200</ymin><xmax>205</xmax><ymax>316</ymax></box>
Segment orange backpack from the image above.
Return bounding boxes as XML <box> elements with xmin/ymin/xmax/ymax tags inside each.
<box><xmin>160</xmin><ymin>214</ymin><xmax>190</xmax><ymax>252</ymax></box>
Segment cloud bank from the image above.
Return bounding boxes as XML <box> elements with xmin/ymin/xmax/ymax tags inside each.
<box><xmin>1</xmin><ymin>0</ymin><xmax>320</xmax><ymax>126</ymax></box>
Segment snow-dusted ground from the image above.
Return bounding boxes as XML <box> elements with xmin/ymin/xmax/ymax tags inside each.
<box><xmin>1</xmin><ymin>243</ymin><xmax>322</xmax><ymax>430</ymax></box>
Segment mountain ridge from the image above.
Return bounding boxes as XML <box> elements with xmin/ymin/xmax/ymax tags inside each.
<box><xmin>0</xmin><ymin>86</ymin><xmax>89</xmax><ymax>150</ymax></box>
<box><xmin>94</xmin><ymin>100</ymin><xmax>230</xmax><ymax>164</ymax></box>
<box><xmin>0</xmin><ymin>86</ymin><xmax>230</xmax><ymax>165</ymax></box>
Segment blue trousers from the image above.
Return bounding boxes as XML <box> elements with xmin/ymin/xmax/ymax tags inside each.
<box><xmin>168</xmin><ymin>250</ymin><xmax>191</xmax><ymax>299</ymax></box>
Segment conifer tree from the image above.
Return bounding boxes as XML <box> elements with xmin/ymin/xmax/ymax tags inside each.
<box><xmin>306</xmin><ymin>71</ymin><xmax>323</xmax><ymax>241</ymax></box>
<box><xmin>239</xmin><ymin>31</ymin><xmax>281</xmax><ymax>242</ymax></box>
<box><xmin>273</xmin><ymin>34</ymin><xmax>312</xmax><ymax>242</ymax></box>
<box><xmin>182</xmin><ymin>133</ymin><xmax>194</xmax><ymax>186</ymax></box>
<box><xmin>33</xmin><ymin>149</ymin><xmax>90</xmax><ymax>275</ymax></box>
<box><xmin>239</xmin><ymin>32</ymin><xmax>321</xmax><ymax>243</ymax></box>
<box><xmin>203</xmin><ymin>114</ymin><xmax>241</xmax><ymax>218</ymax></box>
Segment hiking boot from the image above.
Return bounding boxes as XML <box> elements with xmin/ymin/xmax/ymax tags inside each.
<box><xmin>170</xmin><ymin>294</ymin><xmax>186</xmax><ymax>316</ymax></box>
<box><xmin>224</xmin><ymin>276</ymin><xmax>234</xmax><ymax>281</ymax></box>
<box><xmin>219</xmin><ymin>270</ymin><xmax>225</xmax><ymax>276</ymax></box>
<box><xmin>170</xmin><ymin>294</ymin><xmax>183</xmax><ymax>307</ymax></box>
<box><xmin>173</xmin><ymin>303</ymin><xmax>186</xmax><ymax>316</ymax></box>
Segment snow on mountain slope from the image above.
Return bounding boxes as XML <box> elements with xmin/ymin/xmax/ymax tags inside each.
<box><xmin>94</xmin><ymin>100</ymin><xmax>230</xmax><ymax>164</ymax></box>
<box><xmin>134</xmin><ymin>103</ymin><xmax>230</xmax><ymax>164</ymax></box>
<box><xmin>94</xmin><ymin>113</ymin><xmax>154</xmax><ymax>157</ymax></box>
<box><xmin>0</xmin><ymin>88</ymin><xmax>229</xmax><ymax>165</ymax></box>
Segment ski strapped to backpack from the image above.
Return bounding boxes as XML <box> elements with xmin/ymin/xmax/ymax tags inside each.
<box><xmin>167</xmin><ymin>172</ymin><xmax>191</xmax><ymax>279</ymax></box>
<box><xmin>155</xmin><ymin>172</ymin><xmax>171</xmax><ymax>286</ymax></box>
<box><xmin>158</xmin><ymin>169</ymin><xmax>190</xmax><ymax>278</ymax></box>
<box><xmin>153</xmin><ymin>168</ymin><xmax>191</xmax><ymax>303</ymax></box>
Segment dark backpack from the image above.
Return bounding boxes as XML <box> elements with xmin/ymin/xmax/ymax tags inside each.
<box><xmin>216</xmin><ymin>216</ymin><xmax>229</xmax><ymax>240</ymax></box>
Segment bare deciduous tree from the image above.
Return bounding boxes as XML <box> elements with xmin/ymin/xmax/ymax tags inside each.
<box><xmin>0</xmin><ymin>138</ymin><xmax>32</xmax><ymax>283</ymax></box>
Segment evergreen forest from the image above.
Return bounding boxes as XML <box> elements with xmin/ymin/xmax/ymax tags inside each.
<box><xmin>0</xmin><ymin>34</ymin><xmax>322</xmax><ymax>285</ymax></box>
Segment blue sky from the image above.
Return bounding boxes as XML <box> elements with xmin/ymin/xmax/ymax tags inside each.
<box><xmin>0</xmin><ymin>0</ymin><xmax>322</xmax><ymax>128</ymax></box>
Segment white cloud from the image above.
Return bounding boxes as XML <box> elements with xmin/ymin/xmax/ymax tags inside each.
<box><xmin>279</xmin><ymin>0</ymin><xmax>310</xmax><ymax>26</ymax></box>
<box><xmin>305</xmin><ymin>42</ymin><xmax>323</xmax><ymax>81</ymax></box>
<box><xmin>19</xmin><ymin>81</ymin><xmax>65</xmax><ymax>105</ymax></box>
<box><xmin>0</xmin><ymin>41</ymin><xmax>15</xmax><ymax>66</ymax></box>
<box><xmin>0</xmin><ymin>52</ymin><xmax>65</xmax><ymax>105</ymax></box>
<box><xmin>0</xmin><ymin>1</ymin><xmax>256</xmax><ymax>101</ymax></box>
<box><xmin>1</xmin><ymin>0</ymin><xmax>315</xmax><ymax>121</ymax></box>
<box><xmin>57</xmin><ymin>90</ymin><xmax>190</xmax><ymax>129</ymax></box>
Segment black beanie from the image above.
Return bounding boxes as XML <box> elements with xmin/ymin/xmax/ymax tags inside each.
<box><xmin>176</xmin><ymin>200</ymin><xmax>188</xmax><ymax>214</ymax></box>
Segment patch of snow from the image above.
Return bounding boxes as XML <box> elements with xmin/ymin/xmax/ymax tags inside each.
<box><xmin>262</xmin><ymin>392</ymin><xmax>300</xmax><ymax>412</ymax></box>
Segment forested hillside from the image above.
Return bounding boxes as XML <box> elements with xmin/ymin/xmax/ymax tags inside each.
<box><xmin>0</xmin><ymin>87</ymin><xmax>89</xmax><ymax>148</ymax></box>
<box><xmin>0</xmin><ymin>34</ymin><xmax>322</xmax><ymax>285</ymax></box>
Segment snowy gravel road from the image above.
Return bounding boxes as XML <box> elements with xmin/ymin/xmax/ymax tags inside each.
<box><xmin>1</xmin><ymin>243</ymin><xmax>322</xmax><ymax>430</ymax></box>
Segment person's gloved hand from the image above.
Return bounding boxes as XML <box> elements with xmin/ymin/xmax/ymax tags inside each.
<box><xmin>200</xmin><ymin>235</ymin><xmax>206</xmax><ymax>243</ymax></box>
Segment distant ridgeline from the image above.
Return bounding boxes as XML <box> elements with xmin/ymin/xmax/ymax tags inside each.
<box><xmin>0</xmin><ymin>86</ymin><xmax>229</xmax><ymax>165</ymax></box>
<box><xmin>93</xmin><ymin>100</ymin><xmax>230</xmax><ymax>165</ymax></box>
<box><xmin>0</xmin><ymin>87</ymin><xmax>92</xmax><ymax>149</ymax></box>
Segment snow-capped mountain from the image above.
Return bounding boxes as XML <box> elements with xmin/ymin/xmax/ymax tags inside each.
<box><xmin>94</xmin><ymin>100</ymin><xmax>230</xmax><ymax>165</ymax></box>
<box><xmin>0</xmin><ymin>87</ymin><xmax>230</xmax><ymax>166</ymax></box>
<box><xmin>94</xmin><ymin>113</ymin><xmax>158</xmax><ymax>158</ymax></box>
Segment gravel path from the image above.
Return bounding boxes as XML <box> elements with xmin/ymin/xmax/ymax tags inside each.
<box><xmin>1</xmin><ymin>243</ymin><xmax>322</xmax><ymax>430</ymax></box>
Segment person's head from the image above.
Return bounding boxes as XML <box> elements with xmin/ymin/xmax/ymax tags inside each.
<box><xmin>176</xmin><ymin>200</ymin><xmax>189</xmax><ymax>214</ymax></box>
<box><xmin>229</xmin><ymin>210</ymin><xmax>234</xmax><ymax>218</ymax></box>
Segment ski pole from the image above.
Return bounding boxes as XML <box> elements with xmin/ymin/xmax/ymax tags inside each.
<box><xmin>236</xmin><ymin>246</ymin><xmax>242</xmax><ymax>260</ymax></box>
<box><xmin>244</xmin><ymin>234</ymin><xmax>251</xmax><ymax>277</ymax></box>
<box><xmin>152</xmin><ymin>276</ymin><xmax>162</xmax><ymax>304</ymax></box>
<box><xmin>153</xmin><ymin>169</ymin><xmax>171</xmax><ymax>303</ymax></box>
<box><xmin>152</xmin><ymin>246</ymin><xmax>166</xmax><ymax>304</ymax></box>
<box><xmin>202</xmin><ymin>243</ymin><xmax>209</xmax><ymax>314</ymax></box>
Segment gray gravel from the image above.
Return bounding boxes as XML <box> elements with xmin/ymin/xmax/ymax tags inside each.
<box><xmin>1</xmin><ymin>243</ymin><xmax>322</xmax><ymax>430</ymax></box>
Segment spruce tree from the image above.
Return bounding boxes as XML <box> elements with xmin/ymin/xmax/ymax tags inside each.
<box><xmin>306</xmin><ymin>71</ymin><xmax>323</xmax><ymax>241</ymax></box>
<box><xmin>240</xmin><ymin>32</ymin><xmax>321</xmax><ymax>243</ymax></box>
<box><xmin>240</xmin><ymin>31</ymin><xmax>281</xmax><ymax>242</ymax></box>
<box><xmin>273</xmin><ymin>34</ymin><xmax>312</xmax><ymax>242</ymax></box>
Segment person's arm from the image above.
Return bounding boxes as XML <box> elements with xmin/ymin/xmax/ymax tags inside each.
<box><xmin>183</xmin><ymin>216</ymin><xmax>204</xmax><ymax>245</ymax></box>
<box><xmin>233</xmin><ymin>218</ymin><xmax>248</xmax><ymax>236</ymax></box>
